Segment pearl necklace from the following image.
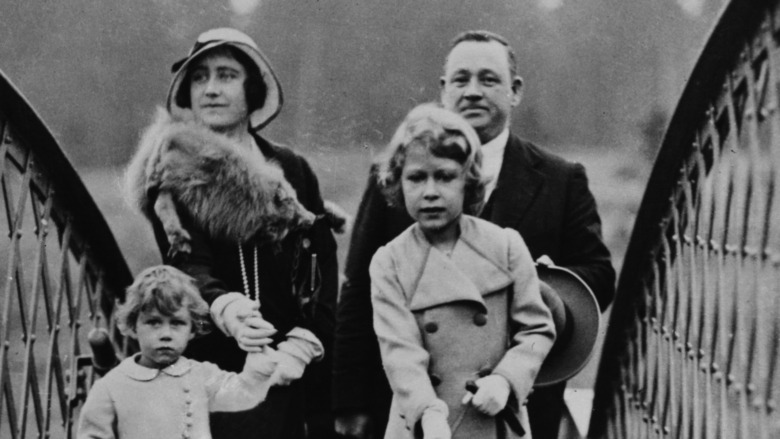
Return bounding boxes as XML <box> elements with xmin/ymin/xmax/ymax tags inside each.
<box><xmin>237</xmin><ymin>244</ymin><xmax>260</xmax><ymax>305</ymax></box>
<box><xmin>236</xmin><ymin>137</ymin><xmax>265</xmax><ymax>306</ymax></box>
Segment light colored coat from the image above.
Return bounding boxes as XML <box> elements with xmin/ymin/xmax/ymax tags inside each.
<box><xmin>370</xmin><ymin>215</ymin><xmax>555</xmax><ymax>439</ymax></box>
<box><xmin>77</xmin><ymin>355</ymin><xmax>272</xmax><ymax>439</ymax></box>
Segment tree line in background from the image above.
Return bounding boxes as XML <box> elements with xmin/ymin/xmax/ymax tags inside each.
<box><xmin>0</xmin><ymin>0</ymin><xmax>723</xmax><ymax>167</ymax></box>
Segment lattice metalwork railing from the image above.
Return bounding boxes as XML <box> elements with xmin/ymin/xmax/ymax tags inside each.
<box><xmin>591</xmin><ymin>1</ymin><xmax>780</xmax><ymax>438</ymax></box>
<box><xmin>0</xmin><ymin>70</ymin><xmax>132</xmax><ymax>438</ymax></box>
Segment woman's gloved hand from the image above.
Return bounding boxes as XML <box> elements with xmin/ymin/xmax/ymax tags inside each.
<box><xmin>270</xmin><ymin>327</ymin><xmax>324</xmax><ymax>386</ymax></box>
<box><xmin>216</xmin><ymin>294</ymin><xmax>277</xmax><ymax>352</ymax></box>
<box><xmin>420</xmin><ymin>407</ymin><xmax>451</xmax><ymax>439</ymax></box>
<box><xmin>237</xmin><ymin>315</ymin><xmax>276</xmax><ymax>352</ymax></box>
<box><xmin>461</xmin><ymin>375</ymin><xmax>511</xmax><ymax>416</ymax></box>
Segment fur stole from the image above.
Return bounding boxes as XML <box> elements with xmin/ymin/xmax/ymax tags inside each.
<box><xmin>124</xmin><ymin>108</ymin><xmax>314</xmax><ymax>255</ymax></box>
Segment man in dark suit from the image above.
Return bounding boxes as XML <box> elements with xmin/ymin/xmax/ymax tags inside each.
<box><xmin>333</xmin><ymin>30</ymin><xmax>616</xmax><ymax>439</ymax></box>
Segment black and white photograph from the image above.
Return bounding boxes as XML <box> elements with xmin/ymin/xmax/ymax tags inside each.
<box><xmin>2</xmin><ymin>0</ymin><xmax>778</xmax><ymax>438</ymax></box>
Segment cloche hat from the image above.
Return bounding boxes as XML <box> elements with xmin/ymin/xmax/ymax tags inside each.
<box><xmin>166</xmin><ymin>27</ymin><xmax>283</xmax><ymax>131</ymax></box>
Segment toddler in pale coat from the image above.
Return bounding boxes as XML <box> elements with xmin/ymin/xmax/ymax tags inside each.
<box><xmin>77</xmin><ymin>265</ymin><xmax>277</xmax><ymax>439</ymax></box>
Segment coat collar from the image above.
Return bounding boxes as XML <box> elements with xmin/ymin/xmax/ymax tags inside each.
<box><xmin>251</xmin><ymin>132</ymin><xmax>280</xmax><ymax>160</ymax></box>
<box><xmin>404</xmin><ymin>216</ymin><xmax>513</xmax><ymax>312</ymax></box>
<box><xmin>484</xmin><ymin>133</ymin><xmax>545</xmax><ymax>228</ymax></box>
<box><xmin>117</xmin><ymin>354</ymin><xmax>193</xmax><ymax>381</ymax></box>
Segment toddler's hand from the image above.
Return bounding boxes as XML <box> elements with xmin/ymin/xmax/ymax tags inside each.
<box><xmin>242</xmin><ymin>348</ymin><xmax>278</xmax><ymax>402</ymax></box>
<box><xmin>269</xmin><ymin>350</ymin><xmax>306</xmax><ymax>386</ymax></box>
<box><xmin>461</xmin><ymin>375</ymin><xmax>511</xmax><ymax>416</ymax></box>
<box><xmin>245</xmin><ymin>348</ymin><xmax>278</xmax><ymax>378</ymax></box>
<box><xmin>420</xmin><ymin>408</ymin><xmax>450</xmax><ymax>439</ymax></box>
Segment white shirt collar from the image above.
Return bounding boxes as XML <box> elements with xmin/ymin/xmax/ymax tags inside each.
<box><xmin>480</xmin><ymin>129</ymin><xmax>510</xmax><ymax>201</ymax></box>
<box><xmin>481</xmin><ymin>128</ymin><xmax>510</xmax><ymax>154</ymax></box>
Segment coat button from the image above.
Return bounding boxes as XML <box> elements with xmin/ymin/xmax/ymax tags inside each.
<box><xmin>429</xmin><ymin>374</ymin><xmax>442</xmax><ymax>387</ymax></box>
<box><xmin>424</xmin><ymin>322</ymin><xmax>439</xmax><ymax>333</ymax></box>
<box><xmin>473</xmin><ymin>313</ymin><xmax>488</xmax><ymax>326</ymax></box>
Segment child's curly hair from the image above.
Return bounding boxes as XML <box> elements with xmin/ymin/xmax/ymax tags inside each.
<box><xmin>116</xmin><ymin>265</ymin><xmax>211</xmax><ymax>336</ymax></box>
<box><xmin>376</xmin><ymin>103</ymin><xmax>487</xmax><ymax>215</ymax></box>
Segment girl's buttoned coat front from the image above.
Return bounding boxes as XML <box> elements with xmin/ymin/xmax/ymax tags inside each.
<box><xmin>370</xmin><ymin>215</ymin><xmax>555</xmax><ymax>439</ymax></box>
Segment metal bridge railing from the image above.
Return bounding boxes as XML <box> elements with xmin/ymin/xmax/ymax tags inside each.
<box><xmin>591</xmin><ymin>0</ymin><xmax>780</xmax><ymax>438</ymax></box>
<box><xmin>0</xmin><ymin>70</ymin><xmax>132</xmax><ymax>438</ymax></box>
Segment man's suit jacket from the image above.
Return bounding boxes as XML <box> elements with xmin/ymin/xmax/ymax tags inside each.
<box><xmin>332</xmin><ymin>133</ymin><xmax>616</xmax><ymax>424</ymax></box>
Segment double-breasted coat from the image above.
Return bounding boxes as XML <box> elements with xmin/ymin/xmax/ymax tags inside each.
<box><xmin>370</xmin><ymin>215</ymin><xmax>555</xmax><ymax>439</ymax></box>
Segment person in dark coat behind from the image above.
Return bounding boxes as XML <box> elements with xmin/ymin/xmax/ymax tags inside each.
<box><xmin>332</xmin><ymin>30</ymin><xmax>616</xmax><ymax>439</ymax></box>
<box><xmin>125</xmin><ymin>27</ymin><xmax>339</xmax><ymax>439</ymax></box>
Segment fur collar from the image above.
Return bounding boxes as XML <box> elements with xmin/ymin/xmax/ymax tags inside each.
<box><xmin>124</xmin><ymin>108</ymin><xmax>313</xmax><ymax>245</ymax></box>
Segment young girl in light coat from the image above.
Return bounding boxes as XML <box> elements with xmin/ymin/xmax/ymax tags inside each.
<box><xmin>370</xmin><ymin>104</ymin><xmax>556</xmax><ymax>439</ymax></box>
<box><xmin>77</xmin><ymin>265</ymin><xmax>277</xmax><ymax>439</ymax></box>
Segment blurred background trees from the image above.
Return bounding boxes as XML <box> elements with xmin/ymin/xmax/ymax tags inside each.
<box><xmin>0</xmin><ymin>0</ymin><xmax>728</xmax><ymax>283</ymax></box>
<box><xmin>1</xmin><ymin>0</ymin><xmax>723</xmax><ymax>167</ymax></box>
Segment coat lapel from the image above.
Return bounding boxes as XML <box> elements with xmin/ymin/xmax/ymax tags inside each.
<box><xmin>484</xmin><ymin>135</ymin><xmax>545</xmax><ymax>228</ymax></box>
<box><xmin>406</xmin><ymin>219</ymin><xmax>513</xmax><ymax>312</ymax></box>
<box><xmin>410</xmin><ymin>246</ymin><xmax>486</xmax><ymax>312</ymax></box>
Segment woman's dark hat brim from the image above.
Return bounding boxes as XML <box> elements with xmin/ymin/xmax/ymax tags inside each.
<box><xmin>166</xmin><ymin>28</ymin><xmax>283</xmax><ymax>131</ymax></box>
<box><xmin>171</xmin><ymin>57</ymin><xmax>188</xmax><ymax>73</ymax></box>
<box><xmin>534</xmin><ymin>261</ymin><xmax>601</xmax><ymax>387</ymax></box>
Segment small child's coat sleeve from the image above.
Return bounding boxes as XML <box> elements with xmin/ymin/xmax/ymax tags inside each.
<box><xmin>77</xmin><ymin>379</ymin><xmax>117</xmax><ymax>439</ymax></box>
<box><xmin>203</xmin><ymin>357</ymin><xmax>274</xmax><ymax>412</ymax></box>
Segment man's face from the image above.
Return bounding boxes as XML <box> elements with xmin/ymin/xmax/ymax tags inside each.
<box><xmin>189</xmin><ymin>52</ymin><xmax>249</xmax><ymax>133</ymax></box>
<box><xmin>440</xmin><ymin>40</ymin><xmax>522</xmax><ymax>143</ymax></box>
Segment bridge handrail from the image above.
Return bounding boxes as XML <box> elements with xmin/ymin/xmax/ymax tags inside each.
<box><xmin>0</xmin><ymin>72</ymin><xmax>131</xmax><ymax>294</ymax></box>
<box><xmin>0</xmin><ymin>68</ymin><xmax>132</xmax><ymax>438</ymax></box>
<box><xmin>591</xmin><ymin>0</ymin><xmax>780</xmax><ymax>437</ymax></box>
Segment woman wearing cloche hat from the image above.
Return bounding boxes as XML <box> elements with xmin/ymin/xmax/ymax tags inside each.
<box><xmin>124</xmin><ymin>27</ymin><xmax>339</xmax><ymax>439</ymax></box>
